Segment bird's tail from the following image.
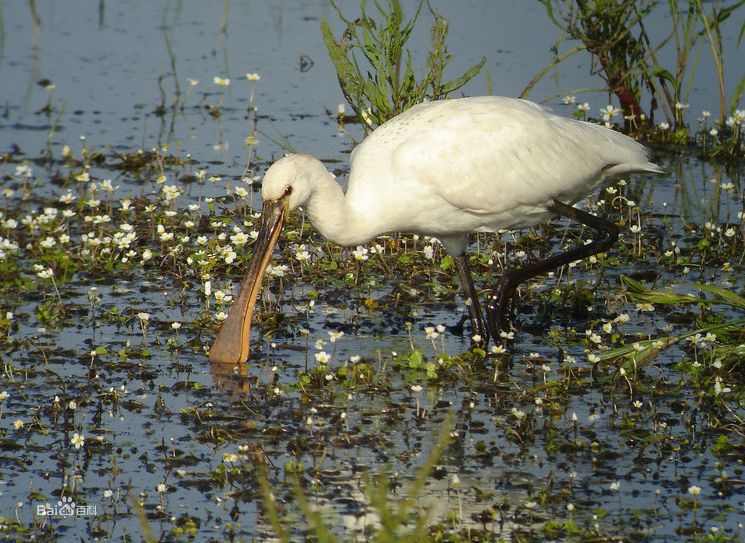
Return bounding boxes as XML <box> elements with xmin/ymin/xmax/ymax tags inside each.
<box><xmin>603</xmin><ymin>160</ymin><xmax>664</xmax><ymax>178</ymax></box>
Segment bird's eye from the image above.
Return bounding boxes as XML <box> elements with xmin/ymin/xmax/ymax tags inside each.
<box><xmin>283</xmin><ymin>185</ymin><xmax>293</xmax><ymax>197</ymax></box>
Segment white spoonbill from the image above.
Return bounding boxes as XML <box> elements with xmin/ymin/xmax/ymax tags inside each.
<box><xmin>209</xmin><ymin>96</ymin><xmax>662</xmax><ymax>365</ymax></box>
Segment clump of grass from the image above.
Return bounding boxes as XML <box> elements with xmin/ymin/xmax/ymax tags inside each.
<box><xmin>540</xmin><ymin>0</ymin><xmax>652</xmax><ymax>120</ymax></box>
<box><xmin>598</xmin><ymin>276</ymin><xmax>744</xmax><ymax>428</ymax></box>
<box><xmin>534</xmin><ymin>0</ymin><xmax>745</xmax><ymax>158</ymax></box>
<box><xmin>260</xmin><ymin>412</ymin><xmax>454</xmax><ymax>542</ymax></box>
<box><xmin>321</xmin><ymin>0</ymin><xmax>485</xmax><ymax>131</ymax></box>
<box><xmin>602</xmin><ymin>276</ymin><xmax>744</xmax><ymax>369</ymax></box>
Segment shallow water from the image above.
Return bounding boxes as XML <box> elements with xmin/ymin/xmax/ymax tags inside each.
<box><xmin>1</xmin><ymin>1</ymin><xmax>744</xmax><ymax>542</ymax></box>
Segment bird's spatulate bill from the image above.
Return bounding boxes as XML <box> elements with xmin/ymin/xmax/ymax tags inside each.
<box><xmin>209</xmin><ymin>201</ymin><xmax>285</xmax><ymax>365</ymax></box>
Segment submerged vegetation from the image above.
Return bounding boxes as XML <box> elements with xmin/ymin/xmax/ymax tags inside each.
<box><xmin>0</xmin><ymin>1</ymin><xmax>743</xmax><ymax>542</ymax></box>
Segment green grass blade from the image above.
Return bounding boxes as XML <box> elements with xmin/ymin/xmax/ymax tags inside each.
<box><xmin>729</xmin><ymin>72</ymin><xmax>745</xmax><ymax>112</ymax></box>
<box><xmin>621</xmin><ymin>275</ymin><xmax>701</xmax><ymax>305</ymax></box>
<box><xmin>691</xmin><ymin>284</ymin><xmax>745</xmax><ymax>310</ymax></box>
<box><xmin>441</xmin><ymin>56</ymin><xmax>487</xmax><ymax>95</ymax></box>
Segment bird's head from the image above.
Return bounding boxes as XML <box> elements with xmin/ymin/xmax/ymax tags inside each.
<box><xmin>261</xmin><ymin>154</ymin><xmax>328</xmax><ymax>212</ymax></box>
<box><xmin>208</xmin><ymin>154</ymin><xmax>326</xmax><ymax>366</ymax></box>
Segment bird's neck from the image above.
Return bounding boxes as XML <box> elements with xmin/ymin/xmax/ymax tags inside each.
<box><xmin>304</xmin><ymin>172</ymin><xmax>376</xmax><ymax>247</ymax></box>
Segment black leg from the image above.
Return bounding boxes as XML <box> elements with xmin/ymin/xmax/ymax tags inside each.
<box><xmin>486</xmin><ymin>199</ymin><xmax>619</xmax><ymax>338</ymax></box>
<box><xmin>453</xmin><ymin>253</ymin><xmax>489</xmax><ymax>346</ymax></box>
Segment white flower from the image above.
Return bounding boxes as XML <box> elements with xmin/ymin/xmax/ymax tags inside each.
<box><xmin>161</xmin><ymin>185</ymin><xmax>181</xmax><ymax>201</ymax></box>
<box><xmin>266</xmin><ymin>264</ymin><xmax>288</xmax><ymax>277</ymax></box>
<box><xmin>714</xmin><ymin>376</ymin><xmax>731</xmax><ymax>395</ymax></box>
<box><xmin>59</xmin><ymin>191</ymin><xmax>75</xmax><ymax>204</ymax></box>
<box><xmin>352</xmin><ymin>246</ymin><xmax>369</xmax><ymax>261</ymax></box>
<box><xmin>71</xmin><ymin>433</ymin><xmax>85</xmax><ymax>449</ymax></box>
<box><xmin>223</xmin><ymin>249</ymin><xmax>237</xmax><ymax>264</ymax></box>
<box><xmin>328</xmin><ymin>331</ymin><xmax>344</xmax><ymax>343</ymax></box>
<box><xmin>600</xmin><ymin>104</ymin><xmax>621</xmax><ymax>120</ymax></box>
<box><xmin>37</xmin><ymin>268</ymin><xmax>54</xmax><ymax>279</ymax></box>
<box><xmin>39</xmin><ymin>237</ymin><xmax>56</xmax><ymax>249</ymax></box>
<box><xmin>230</xmin><ymin>231</ymin><xmax>249</xmax><ymax>246</ymax></box>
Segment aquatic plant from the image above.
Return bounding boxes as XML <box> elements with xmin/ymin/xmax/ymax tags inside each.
<box><xmin>541</xmin><ymin>0</ymin><xmax>653</xmax><ymax>120</ymax></box>
<box><xmin>260</xmin><ymin>413</ymin><xmax>454</xmax><ymax>542</ymax></box>
<box><xmin>321</xmin><ymin>0</ymin><xmax>486</xmax><ymax>130</ymax></box>
<box><xmin>535</xmin><ymin>0</ymin><xmax>745</xmax><ymax>144</ymax></box>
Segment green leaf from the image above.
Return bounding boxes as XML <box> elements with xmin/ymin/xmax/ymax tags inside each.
<box><xmin>408</xmin><ymin>349</ymin><xmax>425</xmax><ymax>368</ymax></box>
<box><xmin>729</xmin><ymin>73</ymin><xmax>745</xmax><ymax>113</ymax></box>
<box><xmin>651</xmin><ymin>66</ymin><xmax>680</xmax><ymax>89</ymax></box>
<box><xmin>321</xmin><ymin>19</ymin><xmax>365</xmax><ymax>117</ymax></box>
<box><xmin>441</xmin><ymin>57</ymin><xmax>487</xmax><ymax>95</ymax></box>
<box><xmin>439</xmin><ymin>254</ymin><xmax>454</xmax><ymax>271</ymax></box>
<box><xmin>621</xmin><ymin>276</ymin><xmax>702</xmax><ymax>305</ymax></box>
<box><xmin>694</xmin><ymin>283</ymin><xmax>745</xmax><ymax>310</ymax></box>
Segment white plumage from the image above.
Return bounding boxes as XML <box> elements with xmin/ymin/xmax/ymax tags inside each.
<box><xmin>210</xmin><ymin>96</ymin><xmax>662</xmax><ymax>365</ymax></box>
<box><xmin>263</xmin><ymin>96</ymin><xmax>661</xmax><ymax>254</ymax></box>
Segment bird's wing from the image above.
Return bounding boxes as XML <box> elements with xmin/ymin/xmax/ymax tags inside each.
<box><xmin>386</xmin><ymin>99</ymin><xmax>653</xmax><ymax>215</ymax></box>
<box><xmin>346</xmin><ymin>97</ymin><xmax>658</xmax><ymax>234</ymax></box>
